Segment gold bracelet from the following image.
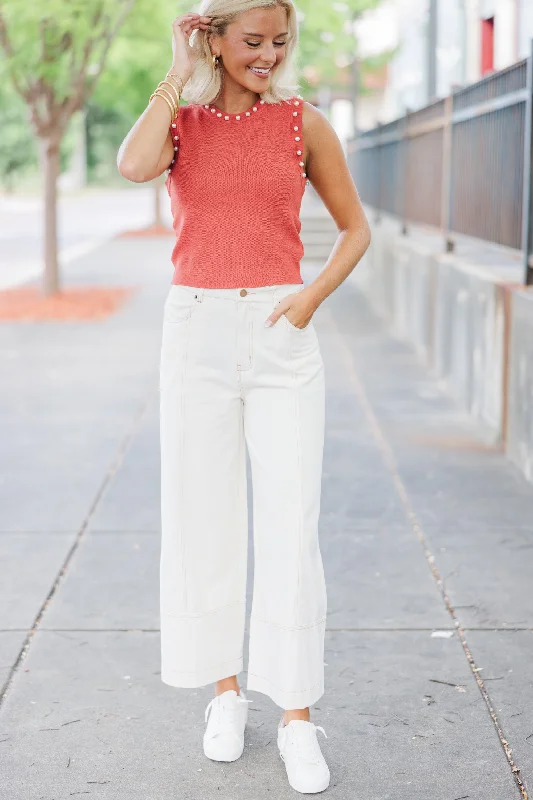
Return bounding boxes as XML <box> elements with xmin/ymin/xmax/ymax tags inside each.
<box><xmin>156</xmin><ymin>85</ymin><xmax>178</xmax><ymax>110</ymax></box>
<box><xmin>165</xmin><ymin>77</ymin><xmax>183</xmax><ymax>104</ymax></box>
<box><xmin>153</xmin><ymin>87</ymin><xmax>178</xmax><ymax>117</ymax></box>
<box><xmin>157</xmin><ymin>80</ymin><xmax>181</xmax><ymax>106</ymax></box>
<box><xmin>150</xmin><ymin>91</ymin><xmax>177</xmax><ymax>122</ymax></box>
<box><xmin>150</xmin><ymin>90</ymin><xmax>176</xmax><ymax>118</ymax></box>
<box><xmin>149</xmin><ymin>91</ymin><xmax>175</xmax><ymax>119</ymax></box>
<box><xmin>165</xmin><ymin>79</ymin><xmax>183</xmax><ymax>102</ymax></box>
<box><xmin>164</xmin><ymin>72</ymin><xmax>184</xmax><ymax>102</ymax></box>
<box><xmin>166</xmin><ymin>71</ymin><xmax>184</xmax><ymax>92</ymax></box>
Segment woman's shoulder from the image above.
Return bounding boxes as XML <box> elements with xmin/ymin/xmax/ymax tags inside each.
<box><xmin>280</xmin><ymin>96</ymin><xmax>321</xmax><ymax>127</ymax></box>
<box><xmin>300</xmin><ymin>100</ymin><xmax>323</xmax><ymax>124</ymax></box>
<box><xmin>301</xmin><ymin>101</ymin><xmax>332</xmax><ymax>138</ymax></box>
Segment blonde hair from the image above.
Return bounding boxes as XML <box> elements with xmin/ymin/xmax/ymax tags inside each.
<box><xmin>182</xmin><ymin>0</ymin><xmax>301</xmax><ymax>105</ymax></box>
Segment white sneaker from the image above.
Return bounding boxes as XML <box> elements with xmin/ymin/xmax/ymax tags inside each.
<box><xmin>277</xmin><ymin>718</ymin><xmax>330</xmax><ymax>794</ymax></box>
<box><xmin>203</xmin><ymin>688</ymin><xmax>252</xmax><ymax>762</ymax></box>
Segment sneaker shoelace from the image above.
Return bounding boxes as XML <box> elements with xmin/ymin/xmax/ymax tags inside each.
<box><xmin>204</xmin><ymin>692</ymin><xmax>253</xmax><ymax>734</ymax></box>
<box><xmin>284</xmin><ymin>722</ymin><xmax>328</xmax><ymax>766</ymax></box>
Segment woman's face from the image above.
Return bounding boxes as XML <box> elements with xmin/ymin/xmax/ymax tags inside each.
<box><xmin>211</xmin><ymin>6</ymin><xmax>289</xmax><ymax>91</ymax></box>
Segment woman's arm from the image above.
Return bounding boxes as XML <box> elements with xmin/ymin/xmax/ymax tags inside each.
<box><xmin>116</xmin><ymin>12</ymin><xmax>212</xmax><ymax>184</ymax></box>
<box><xmin>266</xmin><ymin>102</ymin><xmax>371</xmax><ymax>329</ymax></box>
<box><xmin>301</xmin><ymin>101</ymin><xmax>371</xmax><ymax>307</ymax></box>
<box><xmin>116</xmin><ymin>95</ymin><xmax>180</xmax><ymax>184</ymax></box>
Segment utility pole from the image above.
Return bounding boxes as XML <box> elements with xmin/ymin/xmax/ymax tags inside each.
<box><xmin>352</xmin><ymin>55</ymin><xmax>360</xmax><ymax>136</ymax></box>
<box><xmin>351</xmin><ymin>10</ymin><xmax>362</xmax><ymax>137</ymax></box>
<box><xmin>522</xmin><ymin>38</ymin><xmax>533</xmax><ymax>285</ymax></box>
<box><xmin>427</xmin><ymin>0</ymin><xmax>438</xmax><ymax>102</ymax></box>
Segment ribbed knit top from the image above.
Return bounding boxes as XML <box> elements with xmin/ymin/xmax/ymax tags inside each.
<box><xmin>165</xmin><ymin>96</ymin><xmax>308</xmax><ymax>288</ymax></box>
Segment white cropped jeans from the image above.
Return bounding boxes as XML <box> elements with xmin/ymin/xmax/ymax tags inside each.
<box><xmin>159</xmin><ymin>282</ymin><xmax>327</xmax><ymax>710</ymax></box>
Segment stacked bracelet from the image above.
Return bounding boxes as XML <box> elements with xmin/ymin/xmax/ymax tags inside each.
<box><xmin>150</xmin><ymin>72</ymin><xmax>185</xmax><ymax>121</ymax></box>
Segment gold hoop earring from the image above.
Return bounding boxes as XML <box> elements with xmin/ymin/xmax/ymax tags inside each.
<box><xmin>212</xmin><ymin>54</ymin><xmax>220</xmax><ymax>69</ymax></box>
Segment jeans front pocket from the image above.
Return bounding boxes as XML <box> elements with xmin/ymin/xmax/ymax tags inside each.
<box><xmin>281</xmin><ymin>312</ymin><xmax>312</xmax><ymax>333</ymax></box>
<box><xmin>272</xmin><ymin>287</ymin><xmax>311</xmax><ymax>333</ymax></box>
<box><xmin>163</xmin><ymin>286</ymin><xmax>197</xmax><ymax>324</ymax></box>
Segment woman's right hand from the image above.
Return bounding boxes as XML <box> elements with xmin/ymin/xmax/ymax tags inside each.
<box><xmin>171</xmin><ymin>13</ymin><xmax>213</xmax><ymax>85</ymax></box>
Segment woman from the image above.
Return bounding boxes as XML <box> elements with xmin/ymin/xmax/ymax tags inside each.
<box><xmin>117</xmin><ymin>0</ymin><xmax>370</xmax><ymax>793</ymax></box>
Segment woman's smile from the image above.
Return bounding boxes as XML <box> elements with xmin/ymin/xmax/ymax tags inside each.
<box><xmin>247</xmin><ymin>65</ymin><xmax>273</xmax><ymax>78</ymax></box>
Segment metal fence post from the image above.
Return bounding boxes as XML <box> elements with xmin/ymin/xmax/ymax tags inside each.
<box><xmin>401</xmin><ymin>109</ymin><xmax>409</xmax><ymax>235</ymax></box>
<box><xmin>375</xmin><ymin>122</ymin><xmax>382</xmax><ymax>224</ymax></box>
<box><xmin>522</xmin><ymin>39</ymin><xmax>533</xmax><ymax>285</ymax></box>
<box><xmin>441</xmin><ymin>93</ymin><xmax>455</xmax><ymax>252</ymax></box>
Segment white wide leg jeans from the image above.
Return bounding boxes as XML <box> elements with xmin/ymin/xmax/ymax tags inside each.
<box><xmin>159</xmin><ymin>282</ymin><xmax>327</xmax><ymax>710</ymax></box>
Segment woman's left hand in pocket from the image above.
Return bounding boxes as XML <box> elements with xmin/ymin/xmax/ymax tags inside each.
<box><xmin>264</xmin><ymin>289</ymin><xmax>317</xmax><ymax>329</ymax></box>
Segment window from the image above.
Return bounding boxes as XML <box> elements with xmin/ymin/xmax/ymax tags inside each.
<box><xmin>481</xmin><ymin>17</ymin><xmax>495</xmax><ymax>75</ymax></box>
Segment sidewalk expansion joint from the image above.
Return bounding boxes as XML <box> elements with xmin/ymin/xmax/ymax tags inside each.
<box><xmin>333</xmin><ymin>319</ymin><xmax>529</xmax><ymax>800</ymax></box>
<box><xmin>0</xmin><ymin>388</ymin><xmax>158</xmax><ymax>709</ymax></box>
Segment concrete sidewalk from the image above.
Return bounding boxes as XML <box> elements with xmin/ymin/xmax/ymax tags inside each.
<box><xmin>1</xmin><ymin>234</ymin><xmax>533</xmax><ymax>799</ymax></box>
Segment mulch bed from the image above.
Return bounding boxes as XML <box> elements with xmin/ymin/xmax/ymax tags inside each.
<box><xmin>117</xmin><ymin>224</ymin><xmax>174</xmax><ymax>238</ymax></box>
<box><xmin>0</xmin><ymin>285</ymin><xmax>137</xmax><ymax>322</ymax></box>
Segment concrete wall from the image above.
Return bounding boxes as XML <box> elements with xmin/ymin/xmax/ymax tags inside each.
<box><xmin>353</xmin><ymin>218</ymin><xmax>529</xmax><ymax>459</ymax></box>
<box><xmin>507</xmin><ymin>289</ymin><xmax>533</xmax><ymax>481</ymax></box>
<box><xmin>432</xmin><ymin>256</ymin><xmax>513</xmax><ymax>437</ymax></box>
<box><xmin>391</xmin><ymin>240</ymin><xmax>435</xmax><ymax>361</ymax></box>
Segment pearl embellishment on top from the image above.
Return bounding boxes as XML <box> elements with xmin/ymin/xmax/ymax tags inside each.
<box><xmin>205</xmin><ymin>99</ymin><xmax>264</xmax><ymax>119</ymax></box>
<box><xmin>167</xmin><ymin>96</ymin><xmax>309</xmax><ymax>185</ymax></box>
<box><xmin>291</xmin><ymin>99</ymin><xmax>309</xmax><ymax>186</ymax></box>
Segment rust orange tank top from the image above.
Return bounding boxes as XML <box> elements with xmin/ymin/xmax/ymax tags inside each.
<box><xmin>165</xmin><ymin>95</ymin><xmax>308</xmax><ymax>288</ymax></box>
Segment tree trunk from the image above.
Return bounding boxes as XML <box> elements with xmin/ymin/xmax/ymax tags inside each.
<box><xmin>41</xmin><ymin>135</ymin><xmax>61</xmax><ymax>296</ymax></box>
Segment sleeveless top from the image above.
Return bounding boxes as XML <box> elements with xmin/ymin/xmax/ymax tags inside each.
<box><xmin>165</xmin><ymin>96</ymin><xmax>308</xmax><ymax>288</ymax></box>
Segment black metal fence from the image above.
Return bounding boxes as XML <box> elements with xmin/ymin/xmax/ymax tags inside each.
<box><xmin>348</xmin><ymin>43</ymin><xmax>533</xmax><ymax>285</ymax></box>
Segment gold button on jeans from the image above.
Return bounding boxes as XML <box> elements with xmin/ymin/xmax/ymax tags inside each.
<box><xmin>240</xmin><ymin>288</ymin><xmax>247</xmax><ymax>296</ymax></box>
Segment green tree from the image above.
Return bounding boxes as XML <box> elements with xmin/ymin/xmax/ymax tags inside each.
<box><xmin>295</xmin><ymin>0</ymin><xmax>382</xmax><ymax>93</ymax></box>
<box><xmin>0</xmin><ymin>83</ymin><xmax>37</xmax><ymax>191</ymax></box>
<box><xmin>0</xmin><ymin>0</ymin><xmax>136</xmax><ymax>294</ymax></box>
<box><xmin>93</xmin><ymin>0</ymin><xmax>187</xmax><ymax>227</ymax></box>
